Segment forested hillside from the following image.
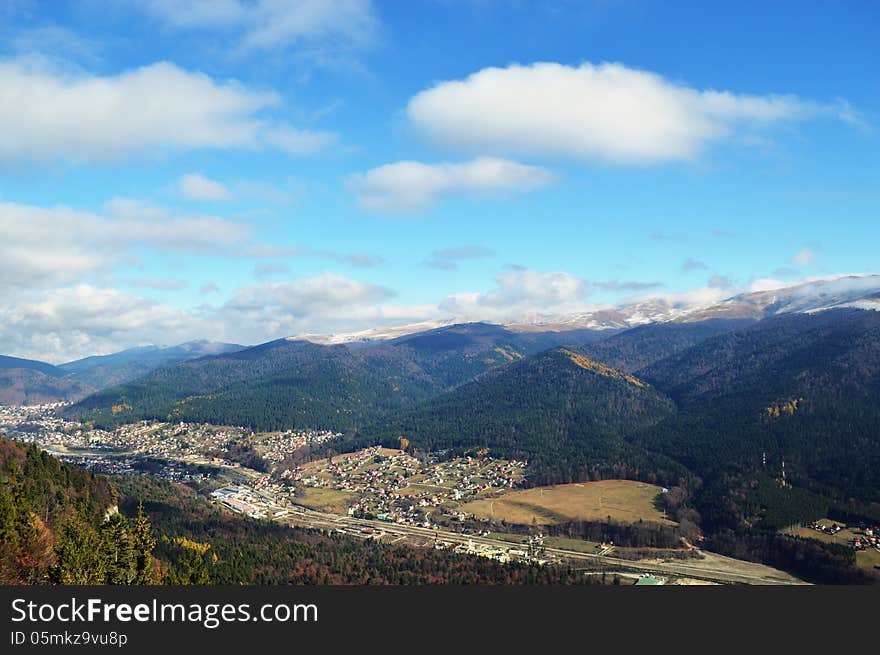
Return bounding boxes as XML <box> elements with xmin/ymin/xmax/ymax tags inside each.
<box><xmin>579</xmin><ymin>318</ymin><xmax>755</xmax><ymax>372</ymax></box>
<box><xmin>58</xmin><ymin>340</ymin><xmax>244</xmax><ymax>389</ymax></box>
<box><xmin>351</xmin><ymin>347</ymin><xmax>685</xmax><ymax>486</ymax></box>
<box><xmin>64</xmin><ymin>323</ymin><xmax>614</xmax><ymax>431</ymax></box>
<box><xmin>636</xmin><ymin>309</ymin><xmax>880</xmax><ymax>509</ymax></box>
<box><xmin>0</xmin><ymin>436</ymin><xmax>156</xmax><ymax>584</ymax></box>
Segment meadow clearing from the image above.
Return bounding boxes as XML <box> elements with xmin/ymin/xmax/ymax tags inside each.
<box><xmin>461</xmin><ymin>479</ymin><xmax>674</xmax><ymax>526</ymax></box>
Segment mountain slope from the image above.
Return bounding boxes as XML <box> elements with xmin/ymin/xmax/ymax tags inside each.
<box><xmin>0</xmin><ymin>368</ymin><xmax>95</xmax><ymax>405</ymax></box>
<box><xmin>59</xmin><ymin>340</ymin><xmax>244</xmax><ymax>389</ymax></box>
<box><xmin>635</xmin><ymin>309</ymin><xmax>880</xmax><ymax>507</ymax></box>
<box><xmin>0</xmin><ymin>355</ymin><xmax>95</xmax><ymax>405</ymax></box>
<box><xmin>0</xmin><ymin>355</ymin><xmax>64</xmax><ymax>377</ymax></box>
<box><xmin>681</xmin><ymin>275</ymin><xmax>880</xmax><ymax>322</ymax></box>
<box><xmin>578</xmin><ymin>318</ymin><xmax>756</xmax><ymax>372</ymax></box>
<box><xmin>352</xmin><ymin>347</ymin><xmax>683</xmax><ymax>485</ymax></box>
<box><xmin>64</xmin><ymin>324</ymin><xmax>615</xmax><ymax>430</ymax></box>
<box><xmin>64</xmin><ymin>339</ymin><xmax>439</xmax><ymax>431</ymax></box>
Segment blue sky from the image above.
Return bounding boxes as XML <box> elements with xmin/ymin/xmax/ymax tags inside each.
<box><xmin>0</xmin><ymin>1</ymin><xmax>877</xmax><ymax>361</ymax></box>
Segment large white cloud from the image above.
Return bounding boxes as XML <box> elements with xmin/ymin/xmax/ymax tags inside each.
<box><xmin>0</xmin><ymin>199</ymin><xmax>273</xmax><ymax>291</ymax></box>
<box><xmin>0</xmin><ymin>285</ymin><xmax>212</xmax><ymax>363</ymax></box>
<box><xmin>217</xmin><ymin>274</ymin><xmax>440</xmax><ymax>346</ymax></box>
<box><xmin>440</xmin><ymin>268</ymin><xmax>591</xmax><ymax>320</ymax></box>
<box><xmin>0</xmin><ymin>273</ymin><xmax>437</xmax><ymax>362</ymax></box>
<box><xmin>0</xmin><ymin>59</ymin><xmax>336</xmax><ymax>162</ymax></box>
<box><xmin>349</xmin><ymin>157</ymin><xmax>555</xmax><ymax>212</ymax></box>
<box><xmin>407</xmin><ymin>62</ymin><xmax>845</xmax><ymax>164</ymax></box>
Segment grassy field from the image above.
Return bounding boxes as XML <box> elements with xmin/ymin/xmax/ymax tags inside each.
<box><xmin>293</xmin><ymin>487</ymin><xmax>357</xmax><ymax>514</ymax></box>
<box><xmin>856</xmin><ymin>548</ymin><xmax>880</xmax><ymax>570</ymax></box>
<box><xmin>487</xmin><ymin>532</ymin><xmax>531</xmax><ymax>544</ymax></box>
<box><xmin>461</xmin><ymin>480</ymin><xmax>673</xmax><ymax>526</ymax></box>
<box><xmin>786</xmin><ymin>519</ymin><xmax>880</xmax><ymax>571</ymax></box>
<box><xmin>544</xmin><ymin>536</ymin><xmax>605</xmax><ymax>553</ymax></box>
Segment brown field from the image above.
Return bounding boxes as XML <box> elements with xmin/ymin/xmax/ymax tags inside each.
<box><xmin>293</xmin><ymin>487</ymin><xmax>357</xmax><ymax>514</ymax></box>
<box><xmin>460</xmin><ymin>480</ymin><xmax>674</xmax><ymax>526</ymax></box>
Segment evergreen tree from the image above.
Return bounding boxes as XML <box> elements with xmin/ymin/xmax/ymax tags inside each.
<box><xmin>101</xmin><ymin>513</ymin><xmax>135</xmax><ymax>584</ymax></box>
<box><xmin>52</xmin><ymin>512</ymin><xmax>105</xmax><ymax>584</ymax></box>
<box><xmin>132</xmin><ymin>502</ymin><xmax>159</xmax><ymax>584</ymax></box>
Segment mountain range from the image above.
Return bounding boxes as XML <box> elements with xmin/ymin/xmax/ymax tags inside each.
<box><xmin>0</xmin><ymin>340</ymin><xmax>242</xmax><ymax>405</ymax></box>
<box><xmin>3</xmin><ymin>275</ymin><xmax>880</xmax><ymax>582</ymax></box>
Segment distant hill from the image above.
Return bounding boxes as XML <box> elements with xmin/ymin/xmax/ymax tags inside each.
<box><xmin>508</xmin><ymin>275</ymin><xmax>880</xmax><ymax>330</ymax></box>
<box><xmin>0</xmin><ymin>354</ymin><xmax>96</xmax><ymax>405</ymax></box>
<box><xmin>0</xmin><ymin>368</ymin><xmax>95</xmax><ymax>405</ymax></box>
<box><xmin>0</xmin><ymin>354</ymin><xmax>64</xmax><ymax>377</ymax></box>
<box><xmin>0</xmin><ymin>341</ymin><xmax>245</xmax><ymax>406</ymax></box>
<box><xmin>59</xmin><ymin>340</ymin><xmax>244</xmax><ymax>389</ymax></box>
<box><xmin>680</xmin><ymin>275</ymin><xmax>880</xmax><ymax>322</ymax></box>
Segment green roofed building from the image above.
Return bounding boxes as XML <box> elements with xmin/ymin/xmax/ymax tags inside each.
<box><xmin>634</xmin><ymin>575</ymin><xmax>662</xmax><ymax>586</ymax></box>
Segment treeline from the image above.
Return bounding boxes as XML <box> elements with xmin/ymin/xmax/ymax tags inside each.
<box><xmin>705</xmin><ymin>529</ymin><xmax>876</xmax><ymax>585</ymax></box>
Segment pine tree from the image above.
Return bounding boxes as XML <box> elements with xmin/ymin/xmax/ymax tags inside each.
<box><xmin>52</xmin><ymin>511</ymin><xmax>105</xmax><ymax>584</ymax></box>
<box><xmin>132</xmin><ymin>502</ymin><xmax>159</xmax><ymax>584</ymax></box>
<box><xmin>101</xmin><ymin>513</ymin><xmax>135</xmax><ymax>584</ymax></box>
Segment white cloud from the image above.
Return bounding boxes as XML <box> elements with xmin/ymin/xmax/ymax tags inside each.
<box><xmin>225</xmin><ymin>273</ymin><xmax>394</xmax><ymax>315</ymax></box>
<box><xmin>180</xmin><ymin>173</ymin><xmax>233</xmax><ymax>201</ymax></box>
<box><xmin>0</xmin><ymin>198</ymin><xmax>282</xmax><ymax>291</ymax></box>
<box><xmin>0</xmin><ymin>273</ymin><xmax>436</xmax><ymax>361</ymax></box>
<box><xmin>440</xmin><ymin>268</ymin><xmax>590</xmax><ymax>320</ymax></box>
<box><xmin>142</xmin><ymin>0</ymin><xmax>377</xmax><ymax>53</ymax></box>
<box><xmin>791</xmin><ymin>247</ymin><xmax>816</xmax><ymax>267</ymax></box>
<box><xmin>407</xmin><ymin>61</ymin><xmax>847</xmax><ymax>164</ymax></box>
<box><xmin>0</xmin><ymin>285</ymin><xmax>211</xmax><ymax>362</ymax></box>
<box><xmin>218</xmin><ymin>273</ymin><xmax>436</xmax><ymax>342</ymax></box>
<box><xmin>349</xmin><ymin>157</ymin><xmax>555</xmax><ymax>213</ymax></box>
<box><xmin>0</xmin><ymin>59</ymin><xmax>336</xmax><ymax>162</ymax></box>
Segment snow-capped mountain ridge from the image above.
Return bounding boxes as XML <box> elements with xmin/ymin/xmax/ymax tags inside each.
<box><xmin>289</xmin><ymin>275</ymin><xmax>880</xmax><ymax>345</ymax></box>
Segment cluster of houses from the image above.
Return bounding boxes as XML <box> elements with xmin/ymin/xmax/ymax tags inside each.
<box><xmin>4</xmin><ymin>411</ymin><xmax>339</xmax><ymax>478</ymax></box>
<box><xmin>806</xmin><ymin>520</ymin><xmax>880</xmax><ymax>552</ymax></box>
<box><xmin>851</xmin><ymin>525</ymin><xmax>879</xmax><ymax>551</ymax></box>
<box><xmin>288</xmin><ymin>446</ymin><xmax>526</xmax><ymax>527</ymax></box>
<box><xmin>255</xmin><ymin>429</ymin><xmax>340</xmax><ymax>462</ymax></box>
<box><xmin>808</xmin><ymin>521</ymin><xmax>844</xmax><ymax>536</ymax></box>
